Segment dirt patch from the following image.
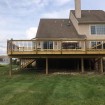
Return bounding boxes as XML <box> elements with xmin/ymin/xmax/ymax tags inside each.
<box><xmin>52</xmin><ymin>72</ymin><xmax>105</xmax><ymax>75</ymax></box>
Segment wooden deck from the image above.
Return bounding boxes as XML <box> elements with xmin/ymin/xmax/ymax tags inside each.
<box><xmin>7</xmin><ymin>38</ymin><xmax>105</xmax><ymax>57</ymax></box>
<box><xmin>7</xmin><ymin>38</ymin><xmax>105</xmax><ymax>76</ymax></box>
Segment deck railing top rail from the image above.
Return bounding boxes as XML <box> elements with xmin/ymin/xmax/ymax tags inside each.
<box><xmin>10</xmin><ymin>38</ymin><xmax>105</xmax><ymax>41</ymax></box>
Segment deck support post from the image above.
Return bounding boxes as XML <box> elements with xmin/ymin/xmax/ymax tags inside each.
<box><xmin>77</xmin><ymin>60</ymin><xmax>79</xmax><ymax>71</ymax></box>
<box><xmin>19</xmin><ymin>59</ymin><xmax>21</xmax><ymax>70</ymax></box>
<box><xmin>89</xmin><ymin>60</ymin><xmax>91</xmax><ymax>71</ymax></box>
<box><xmin>84</xmin><ymin>39</ymin><xmax>87</xmax><ymax>52</ymax></box>
<box><xmin>21</xmin><ymin>59</ymin><xmax>23</xmax><ymax>69</ymax></box>
<box><xmin>9</xmin><ymin>58</ymin><xmax>12</xmax><ymax>77</ymax></box>
<box><xmin>81</xmin><ymin>58</ymin><xmax>84</xmax><ymax>73</ymax></box>
<box><xmin>100</xmin><ymin>58</ymin><xmax>103</xmax><ymax>73</ymax></box>
<box><xmin>46</xmin><ymin>58</ymin><xmax>48</xmax><ymax>75</ymax></box>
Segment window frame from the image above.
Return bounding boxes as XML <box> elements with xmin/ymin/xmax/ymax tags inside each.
<box><xmin>90</xmin><ymin>25</ymin><xmax>105</xmax><ymax>35</ymax></box>
<box><xmin>91</xmin><ymin>41</ymin><xmax>102</xmax><ymax>49</ymax></box>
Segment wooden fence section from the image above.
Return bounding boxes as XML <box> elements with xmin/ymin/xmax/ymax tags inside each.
<box><xmin>7</xmin><ymin>39</ymin><xmax>105</xmax><ymax>55</ymax></box>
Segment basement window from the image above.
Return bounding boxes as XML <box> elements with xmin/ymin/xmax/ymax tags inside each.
<box><xmin>91</xmin><ymin>25</ymin><xmax>105</xmax><ymax>35</ymax></box>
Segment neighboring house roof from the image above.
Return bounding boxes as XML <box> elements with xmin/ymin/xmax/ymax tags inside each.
<box><xmin>36</xmin><ymin>19</ymin><xmax>86</xmax><ymax>39</ymax></box>
<box><xmin>0</xmin><ymin>56</ymin><xmax>9</xmax><ymax>59</ymax></box>
<box><xmin>71</xmin><ymin>10</ymin><xmax>105</xmax><ymax>24</ymax></box>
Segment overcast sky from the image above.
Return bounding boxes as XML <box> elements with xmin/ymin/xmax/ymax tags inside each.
<box><xmin>0</xmin><ymin>0</ymin><xmax>105</xmax><ymax>55</ymax></box>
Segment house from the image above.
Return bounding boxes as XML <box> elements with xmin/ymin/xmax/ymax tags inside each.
<box><xmin>0</xmin><ymin>56</ymin><xmax>10</xmax><ymax>65</ymax></box>
<box><xmin>7</xmin><ymin>0</ymin><xmax>105</xmax><ymax>75</ymax></box>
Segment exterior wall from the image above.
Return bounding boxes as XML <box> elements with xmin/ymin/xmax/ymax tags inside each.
<box><xmin>37</xmin><ymin>42</ymin><xmax>41</xmax><ymax>49</ymax></box>
<box><xmin>80</xmin><ymin>41</ymin><xmax>85</xmax><ymax>51</ymax></box>
<box><xmin>53</xmin><ymin>42</ymin><xmax>57</xmax><ymax>49</ymax></box>
<box><xmin>70</xmin><ymin>12</ymin><xmax>79</xmax><ymax>33</ymax></box>
<box><xmin>57</xmin><ymin>41</ymin><xmax>61</xmax><ymax>50</ymax></box>
<box><xmin>70</xmin><ymin>12</ymin><xmax>105</xmax><ymax>40</ymax></box>
<box><xmin>53</xmin><ymin>41</ymin><xmax>61</xmax><ymax>50</ymax></box>
<box><xmin>78</xmin><ymin>24</ymin><xmax>105</xmax><ymax>40</ymax></box>
<box><xmin>78</xmin><ymin>24</ymin><xmax>105</xmax><ymax>48</ymax></box>
<box><xmin>78</xmin><ymin>24</ymin><xmax>89</xmax><ymax>35</ymax></box>
<box><xmin>40</xmin><ymin>42</ymin><xmax>43</xmax><ymax>50</ymax></box>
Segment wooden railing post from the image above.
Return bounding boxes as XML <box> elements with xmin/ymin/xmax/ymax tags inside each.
<box><xmin>85</xmin><ymin>39</ymin><xmax>87</xmax><ymax>53</ymax></box>
<box><xmin>61</xmin><ymin>40</ymin><xmax>62</xmax><ymax>54</ymax></box>
<box><xmin>102</xmin><ymin>41</ymin><xmax>103</xmax><ymax>50</ymax></box>
<box><xmin>9</xmin><ymin>58</ymin><xmax>12</xmax><ymax>77</ymax></box>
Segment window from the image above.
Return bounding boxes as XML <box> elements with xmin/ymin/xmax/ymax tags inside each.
<box><xmin>43</xmin><ymin>41</ymin><xmax>53</xmax><ymax>49</ymax></box>
<box><xmin>91</xmin><ymin>26</ymin><xmax>96</xmax><ymax>34</ymax></box>
<box><xmin>91</xmin><ymin>41</ymin><xmax>102</xmax><ymax>49</ymax></box>
<box><xmin>91</xmin><ymin>41</ymin><xmax>96</xmax><ymax>47</ymax></box>
<box><xmin>62</xmin><ymin>42</ymin><xmax>79</xmax><ymax>49</ymax></box>
<box><xmin>97</xmin><ymin>41</ymin><xmax>101</xmax><ymax>45</ymax></box>
<box><xmin>91</xmin><ymin>25</ymin><xmax>105</xmax><ymax>35</ymax></box>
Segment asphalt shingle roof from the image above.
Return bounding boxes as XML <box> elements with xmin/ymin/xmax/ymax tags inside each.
<box><xmin>36</xmin><ymin>19</ymin><xmax>86</xmax><ymax>39</ymax></box>
<box><xmin>71</xmin><ymin>10</ymin><xmax>105</xmax><ymax>24</ymax></box>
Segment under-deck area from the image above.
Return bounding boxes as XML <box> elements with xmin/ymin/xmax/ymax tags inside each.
<box><xmin>8</xmin><ymin>56</ymin><xmax>104</xmax><ymax>77</ymax></box>
<box><xmin>36</xmin><ymin>58</ymin><xmax>95</xmax><ymax>72</ymax></box>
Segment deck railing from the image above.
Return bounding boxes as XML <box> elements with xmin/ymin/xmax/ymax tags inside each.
<box><xmin>7</xmin><ymin>39</ymin><xmax>105</xmax><ymax>55</ymax></box>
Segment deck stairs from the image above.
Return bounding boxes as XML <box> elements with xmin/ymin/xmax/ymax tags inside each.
<box><xmin>21</xmin><ymin>59</ymin><xmax>35</xmax><ymax>69</ymax></box>
<box><xmin>90</xmin><ymin>42</ymin><xmax>105</xmax><ymax>71</ymax></box>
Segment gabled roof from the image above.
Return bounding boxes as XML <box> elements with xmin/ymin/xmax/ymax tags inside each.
<box><xmin>71</xmin><ymin>10</ymin><xmax>105</xmax><ymax>24</ymax></box>
<box><xmin>36</xmin><ymin>19</ymin><xmax>86</xmax><ymax>39</ymax></box>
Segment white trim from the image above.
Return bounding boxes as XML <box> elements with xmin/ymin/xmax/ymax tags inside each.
<box><xmin>70</xmin><ymin>12</ymin><xmax>79</xmax><ymax>24</ymax></box>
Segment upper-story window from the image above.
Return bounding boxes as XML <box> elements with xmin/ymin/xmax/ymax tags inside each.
<box><xmin>91</xmin><ymin>25</ymin><xmax>105</xmax><ymax>35</ymax></box>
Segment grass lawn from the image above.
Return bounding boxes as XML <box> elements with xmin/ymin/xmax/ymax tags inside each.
<box><xmin>0</xmin><ymin>65</ymin><xmax>105</xmax><ymax>105</ymax></box>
